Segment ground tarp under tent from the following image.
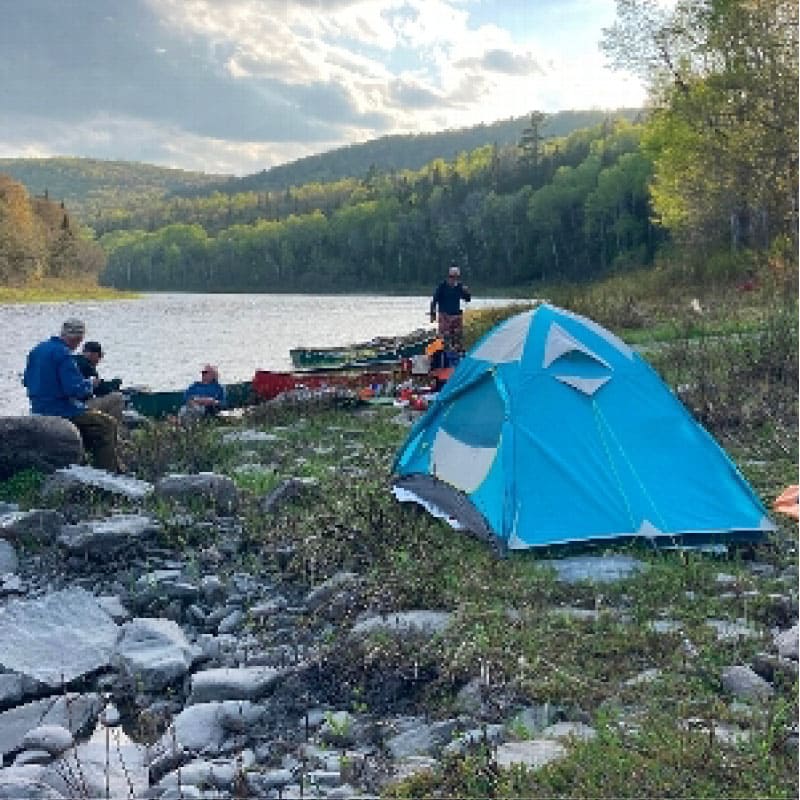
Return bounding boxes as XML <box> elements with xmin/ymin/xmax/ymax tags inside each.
<box><xmin>392</xmin><ymin>303</ymin><xmax>775</xmax><ymax>551</ymax></box>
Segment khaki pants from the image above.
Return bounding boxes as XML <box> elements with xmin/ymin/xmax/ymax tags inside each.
<box><xmin>72</xmin><ymin>409</ymin><xmax>121</xmax><ymax>472</ymax></box>
<box><xmin>88</xmin><ymin>391</ymin><xmax>124</xmax><ymax>423</ymax></box>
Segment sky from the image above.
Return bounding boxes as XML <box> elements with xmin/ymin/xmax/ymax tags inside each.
<box><xmin>0</xmin><ymin>0</ymin><xmax>649</xmax><ymax>177</ymax></box>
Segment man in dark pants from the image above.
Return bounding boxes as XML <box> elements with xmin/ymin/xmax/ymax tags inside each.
<box><xmin>24</xmin><ymin>319</ymin><xmax>123</xmax><ymax>472</ymax></box>
<box><xmin>74</xmin><ymin>340</ymin><xmax>124</xmax><ymax>422</ymax></box>
<box><xmin>430</xmin><ymin>263</ymin><xmax>471</xmax><ymax>353</ymax></box>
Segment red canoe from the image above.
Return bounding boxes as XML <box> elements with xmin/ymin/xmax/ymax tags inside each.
<box><xmin>252</xmin><ymin>367</ymin><xmax>397</xmax><ymax>402</ymax></box>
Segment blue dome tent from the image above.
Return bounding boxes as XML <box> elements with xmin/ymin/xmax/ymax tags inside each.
<box><xmin>392</xmin><ymin>303</ymin><xmax>774</xmax><ymax>551</ymax></box>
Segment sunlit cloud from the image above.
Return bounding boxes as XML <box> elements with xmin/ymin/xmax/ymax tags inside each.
<box><xmin>0</xmin><ymin>0</ymin><xmax>648</xmax><ymax>174</ymax></box>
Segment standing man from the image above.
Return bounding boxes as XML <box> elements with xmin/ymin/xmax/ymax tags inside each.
<box><xmin>74</xmin><ymin>340</ymin><xmax>125</xmax><ymax>422</ymax></box>
<box><xmin>23</xmin><ymin>319</ymin><xmax>123</xmax><ymax>473</ymax></box>
<box><xmin>430</xmin><ymin>262</ymin><xmax>471</xmax><ymax>353</ymax></box>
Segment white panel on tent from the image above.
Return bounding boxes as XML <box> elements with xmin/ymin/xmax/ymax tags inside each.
<box><xmin>637</xmin><ymin>519</ymin><xmax>663</xmax><ymax>538</ymax></box>
<box><xmin>554</xmin><ymin>375</ymin><xmax>612</xmax><ymax>396</ymax></box>
<box><xmin>542</xmin><ymin>322</ymin><xmax>610</xmax><ymax>370</ymax></box>
<box><xmin>471</xmin><ymin>310</ymin><xmax>533</xmax><ymax>364</ymax></box>
<box><xmin>432</xmin><ymin>428</ymin><xmax>498</xmax><ymax>493</ymax></box>
<box><xmin>560</xmin><ymin>309</ymin><xmax>635</xmax><ymax>359</ymax></box>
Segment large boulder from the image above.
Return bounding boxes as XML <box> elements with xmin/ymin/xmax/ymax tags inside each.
<box><xmin>0</xmin><ymin>589</ymin><xmax>118</xmax><ymax>687</ymax></box>
<box><xmin>113</xmin><ymin>618</ymin><xmax>198</xmax><ymax>691</ymax></box>
<box><xmin>0</xmin><ymin>417</ymin><xmax>83</xmax><ymax>479</ymax></box>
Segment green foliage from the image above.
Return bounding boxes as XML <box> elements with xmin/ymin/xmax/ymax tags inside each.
<box><xmin>390</xmin><ymin>708</ymin><xmax>798</xmax><ymax>799</ymax></box>
<box><xmin>125</xmin><ymin>419</ymin><xmax>235</xmax><ymax>481</ymax></box>
<box><xmin>0</xmin><ymin>174</ymin><xmax>107</xmax><ymax>285</ymax></box>
<box><xmin>0</xmin><ymin>468</ymin><xmax>44</xmax><ymax>505</ymax></box>
<box><xmin>98</xmin><ymin>118</ymin><xmax>662</xmax><ymax>292</ymax></box>
<box><xmin>605</xmin><ymin>0</ymin><xmax>798</xmax><ymax>261</ymax></box>
<box><xmin>0</xmin><ymin>157</ymin><xmax>224</xmax><ymax>221</ymax></box>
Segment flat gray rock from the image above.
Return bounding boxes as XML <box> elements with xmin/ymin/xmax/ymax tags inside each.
<box><xmin>0</xmin><ymin>765</ymin><xmax>66</xmax><ymax>799</ymax></box>
<box><xmin>385</xmin><ymin>718</ymin><xmax>459</xmax><ymax>759</ymax></box>
<box><xmin>494</xmin><ymin>739</ymin><xmax>567</xmax><ymax>770</ymax></box>
<box><xmin>113</xmin><ymin>617</ymin><xmax>198</xmax><ymax>691</ymax></box>
<box><xmin>259</xmin><ymin>476</ymin><xmax>320</xmax><ymax>514</ymax></box>
<box><xmin>57</xmin><ymin>513</ymin><xmax>161</xmax><ymax>555</ymax></box>
<box><xmin>540</xmin><ymin>555</ymin><xmax>645</xmax><ymax>584</ymax></box>
<box><xmin>0</xmin><ymin>673</ymin><xmax>24</xmax><ymax>708</ymax></box>
<box><xmin>44</xmin><ymin>726</ymin><xmax>148</xmax><ymax>800</ymax></box>
<box><xmin>0</xmin><ymin>510</ymin><xmax>64</xmax><ymax>545</ymax></box>
<box><xmin>149</xmin><ymin>701</ymin><xmax>265</xmax><ymax>773</ymax></box>
<box><xmin>0</xmin><ymin>539</ymin><xmax>18</xmax><ymax>574</ymax></box>
<box><xmin>774</xmin><ymin>625</ymin><xmax>798</xmax><ymax>660</ymax></box>
<box><xmin>0</xmin><ymin>693</ymin><xmax>101</xmax><ymax>759</ymax></box>
<box><xmin>706</xmin><ymin>618</ymin><xmax>760</xmax><ymax>641</ymax></box>
<box><xmin>222</xmin><ymin>430</ymin><xmax>279</xmax><ymax>444</ymax></box>
<box><xmin>541</xmin><ymin>721</ymin><xmax>597</xmax><ymax>741</ymax></box>
<box><xmin>20</xmin><ymin>725</ymin><xmax>73</xmax><ymax>756</ymax></box>
<box><xmin>189</xmin><ymin>666</ymin><xmax>283</xmax><ymax>704</ymax></box>
<box><xmin>42</xmin><ymin>464</ymin><xmax>154</xmax><ymax>500</ymax></box>
<box><xmin>350</xmin><ymin>610</ymin><xmax>452</xmax><ymax>638</ymax></box>
<box><xmin>304</xmin><ymin>571</ymin><xmax>359</xmax><ymax>612</ymax></box>
<box><xmin>0</xmin><ymin>589</ymin><xmax>118</xmax><ymax>686</ymax></box>
<box><xmin>721</xmin><ymin>665</ymin><xmax>774</xmax><ymax>701</ymax></box>
<box><xmin>134</xmin><ymin>569</ymin><xmax>199</xmax><ymax>602</ymax></box>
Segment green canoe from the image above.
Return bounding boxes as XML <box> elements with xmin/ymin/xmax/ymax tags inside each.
<box><xmin>126</xmin><ymin>381</ymin><xmax>253</xmax><ymax>418</ymax></box>
<box><xmin>290</xmin><ymin>328</ymin><xmax>436</xmax><ymax>369</ymax></box>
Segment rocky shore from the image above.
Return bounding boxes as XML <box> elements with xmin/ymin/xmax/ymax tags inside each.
<box><xmin>0</xmin><ymin>403</ymin><xmax>797</xmax><ymax>799</ymax></box>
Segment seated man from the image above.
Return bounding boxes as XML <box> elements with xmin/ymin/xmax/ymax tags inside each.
<box><xmin>23</xmin><ymin>319</ymin><xmax>123</xmax><ymax>473</ymax></box>
<box><xmin>74</xmin><ymin>340</ymin><xmax>124</xmax><ymax>423</ymax></box>
<box><xmin>179</xmin><ymin>365</ymin><xmax>226</xmax><ymax>422</ymax></box>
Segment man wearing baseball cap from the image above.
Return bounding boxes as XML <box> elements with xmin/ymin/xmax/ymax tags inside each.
<box><xmin>74</xmin><ymin>340</ymin><xmax>124</xmax><ymax>422</ymax></box>
<box><xmin>429</xmin><ymin>261</ymin><xmax>471</xmax><ymax>353</ymax></box>
<box><xmin>23</xmin><ymin>319</ymin><xmax>124</xmax><ymax>472</ymax></box>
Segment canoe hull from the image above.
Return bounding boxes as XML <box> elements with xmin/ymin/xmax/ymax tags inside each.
<box><xmin>252</xmin><ymin>367</ymin><xmax>394</xmax><ymax>402</ymax></box>
<box><xmin>126</xmin><ymin>381</ymin><xmax>253</xmax><ymax>418</ymax></box>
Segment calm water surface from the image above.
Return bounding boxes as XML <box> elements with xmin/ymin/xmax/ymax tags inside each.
<box><xmin>0</xmin><ymin>293</ymin><xmax>515</xmax><ymax>416</ymax></box>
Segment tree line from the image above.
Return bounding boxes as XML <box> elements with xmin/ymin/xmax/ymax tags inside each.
<box><xmin>100</xmin><ymin>120</ymin><xmax>661</xmax><ymax>292</ymax></box>
<box><xmin>101</xmin><ymin>0</ymin><xmax>798</xmax><ymax>295</ymax></box>
<box><xmin>603</xmin><ymin>0</ymin><xmax>798</xmax><ymax>263</ymax></box>
<box><xmin>0</xmin><ymin>175</ymin><xmax>106</xmax><ymax>285</ymax></box>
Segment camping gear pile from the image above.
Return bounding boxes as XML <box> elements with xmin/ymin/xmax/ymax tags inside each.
<box><xmin>290</xmin><ymin>328</ymin><xmax>437</xmax><ymax>369</ymax></box>
<box><xmin>392</xmin><ymin>303</ymin><xmax>775</xmax><ymax>552</ymax></box>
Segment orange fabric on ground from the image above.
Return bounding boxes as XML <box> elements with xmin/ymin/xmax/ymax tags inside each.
<box><xmin>426</xmin><ymin>338</ymin><xmax>444</xmax><ymax>356</ymax></box>
<box><xmin>773</xmin><ymin>485</ymin><xmax>799</xmax><ymax>519</ymax></box>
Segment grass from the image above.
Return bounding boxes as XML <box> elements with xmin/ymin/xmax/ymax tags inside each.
<box><xmin>0</xmin><ymin>265</ymin><xmax>796</xmax><ymax>799</ymax></box>
<box><xmin>0</xmin><ymin>277</ymin><xmax>139</xmax><ymax>303</ymax></box>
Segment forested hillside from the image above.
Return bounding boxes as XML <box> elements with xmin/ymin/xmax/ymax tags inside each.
<box><xmin>0</xmin><ymin>109</ymin><xmax>639</xmax><ymax>233</ymax></box>
<box><xmin>0</xmin><ymin>174</ymin><xmax>106</xmax><ymax>284</ymax></box>
<box><xmin>0</xmin><ymin>158</ymin><xmax>227</xmax><ymax>223</ymax></box>
<box><xmin>100</xmin><ymin>118</ymin><xmax>660</xmax><ymax>292</ymax></box>
<box><xmin>190</xmin><ymin>108</ymin><xmax>643</xmax><ymax>197</ymax></box>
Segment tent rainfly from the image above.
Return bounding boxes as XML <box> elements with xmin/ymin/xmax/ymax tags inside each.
<box><xmin>392</xmin><ymin>303</ymin><xmax>775</xmax><ymax>551</ymax></box>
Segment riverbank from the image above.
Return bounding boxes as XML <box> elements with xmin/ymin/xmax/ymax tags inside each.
<box><xmin>0</xmin><ymin>278</ymin><xmax>139</xmax><ymax>304</ymax></box>
<box><xmin>0</xmin><ymin>283</ymin><xmax>797</xmax><ymax>798</ymax></box>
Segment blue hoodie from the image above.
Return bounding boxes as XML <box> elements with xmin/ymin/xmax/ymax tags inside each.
<box><xmin>23</xmin><ymin>336</ymin><xmax>93</xmax><ymax>418</ymax></box>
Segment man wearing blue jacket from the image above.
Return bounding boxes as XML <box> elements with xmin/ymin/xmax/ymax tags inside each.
<box><xmin>23</xmin><ymin>319</ymin><xmax>123</xmax><ymax>472</ymax></box>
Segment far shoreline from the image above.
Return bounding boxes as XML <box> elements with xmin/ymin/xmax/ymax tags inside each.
<box><xmin>0</xmin><ymin>281</ymin><xmax>141</xmax><ymax>304</ymax></box>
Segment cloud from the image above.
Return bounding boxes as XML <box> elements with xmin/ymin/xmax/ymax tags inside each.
<box><xmin>0</xmin><ymin>0</ymin><xmax>647</xmax><ymax>174</ymax></box>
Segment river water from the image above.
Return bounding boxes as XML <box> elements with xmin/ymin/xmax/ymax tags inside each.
<box><xmin>0</xmin><ymin>293</ymin><xmax>516</xmax><ymax>416</ymax></box>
